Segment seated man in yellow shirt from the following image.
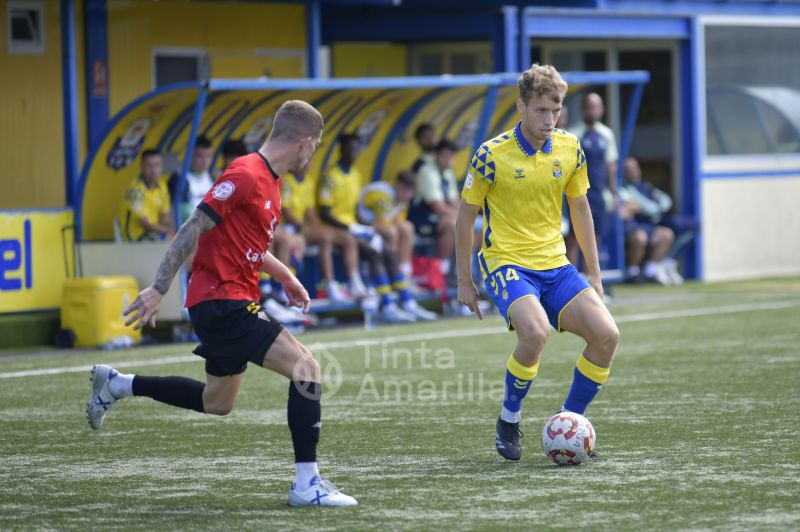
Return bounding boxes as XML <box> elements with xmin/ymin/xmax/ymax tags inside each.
<box><xmin>318</xmin><ymin>134</ymin><xmax>413</xmax><ymax>323</ymax></box>
<box><xmin>357</xmin><ymin>171</ymin><xmax>437</xmax><ymax>321</ymax></box>
<box><xmin>280</xmin><ymin>160</ymin><xmax>363</xmax><ymax>302</ymax></box>
<box><xmin>118</xmin><ymin>149</ymin><xmax>175</xmax><ymax>242</ymax></box>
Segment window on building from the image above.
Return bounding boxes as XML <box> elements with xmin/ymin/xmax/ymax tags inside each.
<box><xmin>409</xmin><ymin>42</ymin><xmax>492</xmax><ymax>75</ymax></box>
<box><xmin>7</xmin><ymin>1</ymin><xmax>44</xmax><ymax>54</ymax></box>
<box><xmin>153</xmin><ymin>49</ymin><xmax>210</xmax><ymax>88</ymax></box>
<box><xmin>705</xmin><ymin>24</ymin><xmax>800</xmax><ymax>157</ymax></box>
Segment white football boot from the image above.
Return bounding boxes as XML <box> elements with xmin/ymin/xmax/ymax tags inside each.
<box><xmin>402</xmin><ymin>299</ymin><xmax>438</xmax><ymax>321</ymax></box>
<box><xmin>326</xmin><ymin>281</ymin><xmax>349</xmax><ymax>302</ymax></box>
<box><xmin>348</xmin><ymin>278</ymin><xmax>369</xmax><ymax>300</ymax></box>
<box><xmin>380</xmin><ymin>302</ymin><xmax>415</xmax><ymax>324</ymax></box>
<box><xmin>86</xmin><ymin>364</ymin><xmax>123</xmax><ymax>430</ymax></box>
<box><xmin>288</xmin><ymin>477</ymin><xmax>358</xmax><ymax>507</ymax></box>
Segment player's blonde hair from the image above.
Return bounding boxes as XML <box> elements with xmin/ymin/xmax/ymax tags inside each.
<box><xmin>269</xmin><ymin>100</ymin><xmax>324</xmax><ymax>142</ymax></box>
<box><xmin>518</xmin><ymin>63</ymin><xmax>568</xmax><ymax>104</ymax></box>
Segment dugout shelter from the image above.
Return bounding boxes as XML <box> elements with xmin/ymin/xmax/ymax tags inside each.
<box><xmin>73</xmin><ymin>71</ymin><xmax>648</xmax><ymax>314</ymax></box>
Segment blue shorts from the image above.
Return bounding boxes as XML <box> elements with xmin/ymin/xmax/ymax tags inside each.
<box><xmin>624</xmin><ymin>220</ymin><xmax>657</xmax><ymax>239</ymax></box>
<box><xmin>483</xmin><ymin>264</ymin><xmax>591</xmax><ymax>332</ymax></box>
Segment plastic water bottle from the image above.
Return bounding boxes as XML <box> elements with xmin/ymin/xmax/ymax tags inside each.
<box><xmin>361</xmin><ymin>295</ymin><xmax>378</xmax><ymax>331</ymax></box>
<box><xmin>101</xmin><ymin>335</ymin><xmax>134</xmax><ymax>350</ymax></box>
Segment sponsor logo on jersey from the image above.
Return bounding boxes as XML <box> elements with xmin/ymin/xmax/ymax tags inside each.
<box><xmin>245</xmin><ymin>247</ymin><xmax>267</xmax><ymax>265</ymax></box>
<box><xmin>514</xmin><ymin>168</ymin><xmax>526</xmax><ymax>179</ymax></box>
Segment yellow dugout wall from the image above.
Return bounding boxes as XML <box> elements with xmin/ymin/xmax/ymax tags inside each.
<box><xmin>0</xmin><ymin>210</ymin><xmax>75</xmax><ymax>313</ymax></box>
<box><xmin>106</xmin><ymin>1</ymin><xmax>307</xmax><ymax>115</ymax></box>
<box><xmin>0</xmin><ymin>0</ymin><xmax>306</xmax><ymax>210</ymax></box>
<box><xmin>0</xmin><ymin>0</ymin><xmax>87</xmax><ymax>210</ymax></box>
<box><xmin>332</xmin><ymin>43</ymin><xmax>408</xmax><ymax>78</ymax></box>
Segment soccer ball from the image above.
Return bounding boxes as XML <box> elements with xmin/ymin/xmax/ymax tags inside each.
<box><xmin>541</xmin><ymin>412</ymin><xmax>596</xmax><ymax>465</ymax></box>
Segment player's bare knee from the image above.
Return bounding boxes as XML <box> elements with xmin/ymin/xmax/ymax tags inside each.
<box><xmin>662</xmin><ymin>227</ymin><xmax>675</xmax><ymax>244</ymax></box>
<box><xmin>632</xmin><ymin>230</ymin><xmax>647</xmax><ymax>247</ymax></box>
<box><xmin>596</xmin><ymin>322</ymin><xmax>620</xmax><ymax>356</ymax></box>
<box><xmin>291</xmin><ymin>348</ymin><xmax>320</xmax><ymax>382</ymax></box>
<box><xmin>517</xmin><ymin>323</ymin><xmax>550</xmax><ymax>354</ymax></box>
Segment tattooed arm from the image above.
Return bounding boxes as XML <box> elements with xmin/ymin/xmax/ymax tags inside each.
<box><xmin>123</xmin><ymin>209</ymin><xmax>217</xmax><ymax>330</ymax></box>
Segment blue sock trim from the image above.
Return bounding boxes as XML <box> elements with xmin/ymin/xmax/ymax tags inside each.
<box><xmin>391</xmin><ymin>274</ymin><xmax>413</xmax><ymax>303</ymax></box>
<box><xmin>502</xmin><ymin>369</ymin><xmax>533</xmax><ymax>413</ymax></box>
<box><xmin>380</xmin><ymin>293</ymin><xmax>393</xmax><ymax>307</ymax></box>
<box><xmin>562</xmin><ymin>367</ymin><xmax>602</xmax><ymax>415</ymax></box>
<box><xmin>397</xmin><ymin>289</ymin><xmax>413</xmax><ymax>303</ymax></box>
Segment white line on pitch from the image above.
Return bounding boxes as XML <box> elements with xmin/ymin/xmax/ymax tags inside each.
<box><xmin>1</xmin><ymin>299</ymin><xmax>798</xmax><ymax>379</ymax></box>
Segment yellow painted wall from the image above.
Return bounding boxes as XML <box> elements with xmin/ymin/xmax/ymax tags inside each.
<box><xmin>333</xmin><ymin>43</ymin><xmax>407</xmax><ymax>78</ymax></box>
<box><xmin>107</xmin><ymin>1</ymin><xmax>306</xmax><ymax>115</ymax></box>
<box><xmin>0</xmin><ymin>209</ymin><xmax>75</xmax><ymax>313</ymax></box>
<box><xmin>0</xmin><ymin>0</ymin><xmax>87</xmax><ymax>209</ymax></box>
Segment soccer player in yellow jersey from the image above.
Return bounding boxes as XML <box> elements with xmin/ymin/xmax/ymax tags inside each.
<box><xmin>118</xmin><ymin>149</ymin><xmax>175</xmax><ymax>242</ymax></box>
<box><xmin>455</xmin><ymin>64</ymin><xmax>620</xmax><ymax>461</ymax></box>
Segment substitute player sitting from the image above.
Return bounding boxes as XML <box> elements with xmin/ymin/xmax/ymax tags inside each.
<box><xmin>318</xmin><ymin>134</ymin><xmax>413</xmax><ymax>323</ymax></box>
<box><xmin>281</xmin><ymin>161</ymin><xmax>363</xmax><ymax>302</ymax></box>
<box><xmin>87</xmin><ymin>100</ymin><xmax>357</xmax><ymax>506</ymax></box>
<box><xmin>117</xmin><ymin>149</ymin><xmax>175</xmax><ymax>242</ymax></box>
<box><xmin>357</xmin><ymin>171</ymin><xmax>437</xmax><ymax>321</ymax></box>
<box><xmin>455</xmin><ymin>64</ymin><xmax>620</xmax><ymax>462</ymax></box>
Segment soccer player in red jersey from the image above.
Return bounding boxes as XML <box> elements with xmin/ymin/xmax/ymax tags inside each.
<box><xmin>86</xmin><ymin>100</ymin><xmax>357</xmax><ymax>507</ymax></box>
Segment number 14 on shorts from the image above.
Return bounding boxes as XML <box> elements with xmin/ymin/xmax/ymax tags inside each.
<box><xmin>489</xmin><ymin>267</ymin><xmax>520</xmax><ymax>297</ymax></box>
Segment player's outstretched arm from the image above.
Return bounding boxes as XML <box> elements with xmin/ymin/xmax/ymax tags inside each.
<box><xmin>455</xmin><ymin>199</ymin><xmax>483</xmax><ymax>320</ymax></box>
<box><xmin>567</xmin><ymin>194</ymin><xmax>604</xmax><ymax>298</ymax></box>
<box><xmin>260</xmin><ymin>252</ymin><xmax>311</xmax><ymax>314</ymax></box>
<box><xmin>123</xmin><ymin>209</ymin><xmax>216</xmax><ymax>330</ymax></box>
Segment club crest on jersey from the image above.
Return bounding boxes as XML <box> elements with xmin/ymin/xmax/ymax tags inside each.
<box><xmin>552</xmin><ymin>159</ymin><xmax>562</xmax><ymax>179</ymax></box>
<box><xmin>514</xmin><ymin>168</ymin><xmax>526</xmax><ymax>179</ymax></box>
<box><xmin>212</xmin><ymin>181</ymin><xmax>236</xmax><ymax>201</ymax></box>
<box><xmin>264</xmin><ymin>200</ymin><xmax>272</xmax><ymax>210</ymax></box>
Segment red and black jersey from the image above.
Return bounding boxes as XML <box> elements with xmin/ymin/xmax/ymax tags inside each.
<box><xmin>185</xmin><ymin>153</ymin><xmax>282</xmax><ymax>308</ymax></box>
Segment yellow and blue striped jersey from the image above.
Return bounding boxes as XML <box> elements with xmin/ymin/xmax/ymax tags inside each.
<box><xmin>357</xmin><ymin>181</ymin><xmax>407</xmax><ymax>225</ymax></box>
<box><xmin>317</xmin><ymin>163</ymin><xmax>362</xmax><ymax>226</ymax></box>
<box><xmin>118</xmin><ymin>176</ymin><xmax>171</xmax><ymax>241</ymax></box>
<box><xmin>462</xmin><ymin>121</ymin><xmax>589</xmax><ymax>274</ymax></box>
<box><xmin>281</xmin><ymin>172</ymin><xmax>314</xmax><ymax>223</ymax></box>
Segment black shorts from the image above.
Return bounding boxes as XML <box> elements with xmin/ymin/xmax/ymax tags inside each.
<box><xmin>188</xmin><ymin>300</ymin><xmax>284</xmax><ymax>377</ymax></box>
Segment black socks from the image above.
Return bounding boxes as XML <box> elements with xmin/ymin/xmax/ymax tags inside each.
<box><xmin>287</xmin><ymin>381</ymin><xmax>321</xmax><ymax>463</ymax></box>
<box><xmin>132</xmin><ymin>376</ymin><xmax>206</xmax><ymax>413</ymax></box>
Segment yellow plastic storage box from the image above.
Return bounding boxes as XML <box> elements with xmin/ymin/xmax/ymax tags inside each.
<box><xmin>61</xmin><ymin>276</ymin><xmax>141</xmax><ymax>348</ymax></box>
